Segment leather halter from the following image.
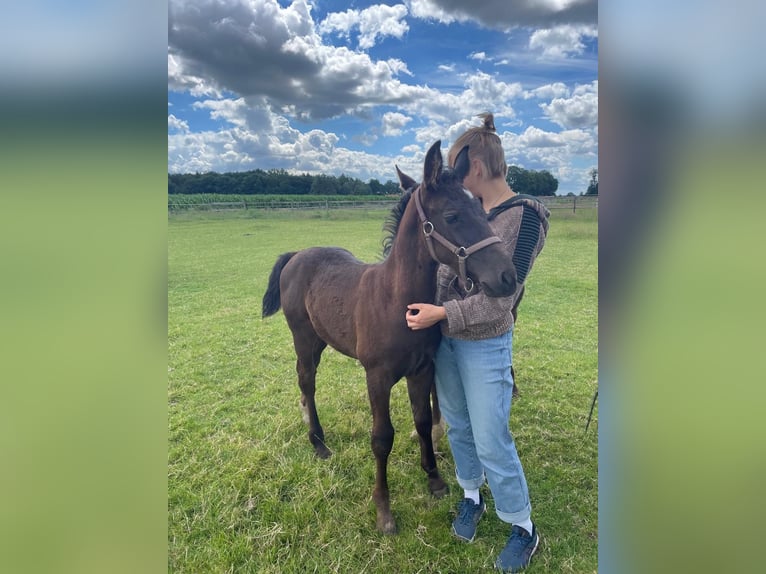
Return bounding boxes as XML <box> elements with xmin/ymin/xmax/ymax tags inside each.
<box><xmin>412</xmin><ymin>185</ymin><xmax>502</xmax><ymax>293</ymax></box>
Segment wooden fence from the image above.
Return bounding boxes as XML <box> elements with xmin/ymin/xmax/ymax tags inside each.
<box><xmin>168</xmin><ymin>195</ymin><xmax>598</xmax><ymax>213</ymax></box>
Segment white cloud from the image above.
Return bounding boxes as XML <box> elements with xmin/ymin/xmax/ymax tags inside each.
<box><xmin>168</xmin><ymin>114</ymin><xmax>189</xmax><ymax>133</ymax></box>
<box><xmin>169</xmin><ymin>0</ymin><xmax>419</xmax><ymax>120</ymax></box>
<box><xmin>399</xmin><ymin>71</ymin><xmax>523</xmax><ymax>127</ymax></box>
<box><xmin>401</xmin><ymin>144</ymin><xmax>421</xmax><ymax>155</ymax></box>
<box><xmin>168</xmin><ymin>103</ymin><xmax>598</xmax><ymax>194</ymax></box>
<box><xmin>168</xmin><ymin>102</ymin><xmax>412</xmax><ymax>181</ymax></box>
<box><xmin>519</xmin><ymin>126</ymin><xmax>568</xmax><ymax>148</ymax></box>
<box><xmin>168</xmin><ymin>53</ymin><xmax>221</xmax><ymax>98</ymax></box>
<box><xmin>491</xmin><ymin>128</ymin><xmax>595</xmax><ymax>196</ymax></box>
<box><xmin>529</xmin><ymin>24</ymin><xmax>598</xmax><ymax>58</ymax></box>
<box><xmin>572</xmin><ymin>81</ymin><xmax>598</xmax><ymax>96</ymax></box>
<box><xmin>167</xmin><ymin>0</ymin><xmax>598</xmax><ymax>195</ymax></box>
<box><xmin>355</xmin><ymin>132</ymin><xmax>379</xmax><ymax>146</ymax></box>
<box><xmin>539</xmin><ymin>81</ymin><xmax>598</xmax><ymax>129</ymax></box>
<box><xmin>405</xmin><ymin>0</ymin><xmax>462</xmax><ymax>25</ymax></box>
<box><xmin>381</xmin><ymin>112</ymin><xmax>412</xmax><ymax>136</ymax></box>
<box><xmin>523</xmin><ymin>82</ymin><xmax>570</xmax><ymax>100</ymax></box>
<box><xmin>192</xmin><ymin>98</ymin><xmax>248</xmax><ymax>128</ymax></box>
<box><xmin>319</xmin><ymin>4</ymin><xmax>409</xmax><ymax>49</ymax></box>
<box><xmin>405</xmin><ymin>0</ymin><xmax>597</xmax><ymax>29</ymax></box>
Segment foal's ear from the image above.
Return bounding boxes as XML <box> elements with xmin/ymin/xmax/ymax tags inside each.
<box><xmin>423</xmin><ymin>140</ymin><xmax>443</xmax><ymax>190</ymax></box>
<box><xmin>395</xmin><ymin>165</ymin><xmax>417</xmax><ymax>192</ymax></box>
<box><xmin>453</xmin><ymin>145</ymin><xmax>470</xmax><ymax>182</ymax></box>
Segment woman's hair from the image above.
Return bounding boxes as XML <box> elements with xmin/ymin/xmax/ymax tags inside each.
<box><xmin>448</xmin><ymin>112</ymin><xmax>507</xmax><ymax>180</ymax></box>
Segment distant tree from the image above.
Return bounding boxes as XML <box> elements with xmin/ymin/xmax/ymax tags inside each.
<box><xmin>506</xmin><ymin>166</ymin><xmax>527</xmax><ymax>193</ymax></box>
<box><xmin>506</xmin><ymin>165</ymin><xmax>558</xmax><ymax>196</ymax></box>
<box><xmin>293</xmin><ymin>173</ymin><xmax>313</xmax><ymax>195</ymax></box>
<box><xmin>243</xmin><ymin>170</ymin><xmax>266</xmax><ymax>194</ymax></box>
<box><xmin>169</xmin><ymin>168</ymin><xmax>382</xmax><ymax>196</ymax></box>
<box><xmin>196</xmin><ymin>172</ymin><xmax>220</xmax><ymax>194</ymax></box>
<box><xmin>348</xmin><ymin>178</ymin><xmax>369</xmax><ymax>195</ymax></box>
<box><xmin>382</xmin><ymin>180</ymin><xmax>401</xmax><ymax>194</ymax></box>
<box><xmin>310</xmin><ymin>174</ymin><xmax>338</xmax><ymax>195</ymax></box>
<box><xmin>336</xmin><ymin>174</ymin><xmax>352</xmax><ymax>196</ymax></box>
<box><xmin>536</xmin><ymin>170</ymin><xmax>558</xmax><ymax>196</ymax></box>
<box><xmin>168</xmin><ymin>174</ymin><xmax>181</xmax><ymax>194</ymax></box>
<box><xmin>586</xmin><ymin>168</ymin><xmax>598</xmax><ymax>195</ymax></box>
<box><xmin>369</xmin><ymin>178</ymin><xmax>384</xmax><ymax>195</ymax></box>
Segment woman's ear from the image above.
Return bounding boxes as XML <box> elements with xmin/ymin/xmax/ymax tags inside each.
<box><xmin>471</xmin><ymin>158</ymin><xmax>483</xmax><ymax>180</ymax></box>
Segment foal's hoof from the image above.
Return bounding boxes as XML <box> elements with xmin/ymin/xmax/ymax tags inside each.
<box><xmin>310</xmin><ymin>432</ymin><xmax>332</xmax><ymax>459</ymax></box>
<box><xmin>377</xmin><ymin>516</ymin><xmax>398</xmax><ymax>535</ymax></box>
<box><xmin>314</xmin><ymin>444</ymin><xmax>332</xmax><ymax>459</ymax></box>
<box><xmin>430</xmin><ymin>480</ymin><xmax>449</xmax><ymax>499</ymax></box>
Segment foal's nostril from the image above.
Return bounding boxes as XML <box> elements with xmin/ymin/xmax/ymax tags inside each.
<box><xmin>501</xmin><ymin>270</ymin><xmax>517</xmax><ymax>291</ymax></box>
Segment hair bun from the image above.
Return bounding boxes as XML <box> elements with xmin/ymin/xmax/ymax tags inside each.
<box><xmin>477</xmin><ymin>112</ymin><xmax>496</xmax><ymax>132</ymax></box>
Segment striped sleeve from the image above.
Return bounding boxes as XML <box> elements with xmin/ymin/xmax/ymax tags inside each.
<box><xmin>513</xmin><ymin>205</ymin><xmax>543</xmax><ymax>284</ymax></box>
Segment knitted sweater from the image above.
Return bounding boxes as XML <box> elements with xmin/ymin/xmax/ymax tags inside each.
<box><xmin>437</xmin><ymin>195</ymin><xmax>550</xmax><ymax>340</ymax></box>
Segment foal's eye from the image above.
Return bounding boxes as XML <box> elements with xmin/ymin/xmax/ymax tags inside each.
<box><xmin>444</xmin><ymin>212</ymin><xmax>459</xmax><ymax>224</ymax></box>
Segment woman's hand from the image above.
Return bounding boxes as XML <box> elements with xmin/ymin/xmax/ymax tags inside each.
<box><xmin>405</xmin><ymin>303</ymin><xmax>446</xmax><ymax>330</ymax></box>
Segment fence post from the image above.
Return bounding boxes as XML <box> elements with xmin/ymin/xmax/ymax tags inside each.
<box><xmin>573</xmin><ymin>196</ymin><xmax>577</xmax><ymax>213</ymax></box>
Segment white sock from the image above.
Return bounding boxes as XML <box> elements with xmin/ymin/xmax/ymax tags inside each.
<box><xmin>515</xmin><ymin>517</ymin><xmax>534</xmax><ymax>536</ymax></box>
<box><xmin>463</xmin><ymin>488</ymin><xmax>481</xmax><ymax>505</ymax></box>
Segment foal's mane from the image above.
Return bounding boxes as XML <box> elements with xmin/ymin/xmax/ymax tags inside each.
<box><xmin>381</xmin><ymin>188</ymin><xmax>414</xmax><ymax>259</ymax></box>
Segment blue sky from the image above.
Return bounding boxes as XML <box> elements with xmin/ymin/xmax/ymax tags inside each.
<box><xmin>168</xmin><ymin>0</ymin><xmax>598</xmax><ymax>195</ymax></box>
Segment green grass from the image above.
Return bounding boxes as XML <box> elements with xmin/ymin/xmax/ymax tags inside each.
<box><xmin>168</xmin><ymin>208</ymin><xmax>597</xmax><ymax>573</ymax></box>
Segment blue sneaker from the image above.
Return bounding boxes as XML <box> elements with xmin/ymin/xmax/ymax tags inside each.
<box><xmin>451</xmin><ymin>496</ymin><xmax>486</xmax><ymax>542</ymax></box>
<box><xmin>495</xmin><ymin>524</ymin><xmax>540</xmax><ymax>572</ymax></box>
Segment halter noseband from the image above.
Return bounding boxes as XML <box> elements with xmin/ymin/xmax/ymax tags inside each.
<box><xmin>412</xmin><ymin>185</ymin><xmax>502</xmax><ymax>293</ymax></box>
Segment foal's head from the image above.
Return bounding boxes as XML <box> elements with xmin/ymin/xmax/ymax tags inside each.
<box><xmin>398</xmin><ymin>140</ymin><xmax>517</xmax><ymax>297</ymax></box>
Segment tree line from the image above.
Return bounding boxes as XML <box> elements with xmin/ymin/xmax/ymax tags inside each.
<box><xmin>506</xmin><ymin>166</ymin><xmax>558</xmax><ymax>196</ymax></box>
<box><xmin>168</xmin><ymin>165</ymin><xmax>575</xmax><ymax>196</ymax></box>
<box><xmin>168</xmin><ymin>169</ymin><xmax>401</xmax><ymax>196</ymax></box>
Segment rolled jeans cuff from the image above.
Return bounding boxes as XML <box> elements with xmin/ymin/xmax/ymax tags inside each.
<box><xmin>455</xmin><ymin>470</ymin><xmax>485</xmax><ymax>492</ymax></box>
<box><xmin>495</xmin><ymin>502</ymin><xmax>532</xmax><ymax>525</ymax></box>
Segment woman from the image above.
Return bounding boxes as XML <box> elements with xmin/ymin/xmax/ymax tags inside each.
<box><xmin>405</xmin><ymin>113</ymin><xmax>550</xmax><ymax>572</ymax></box>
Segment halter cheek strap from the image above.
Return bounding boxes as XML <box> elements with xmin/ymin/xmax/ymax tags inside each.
<box><xmin>413</xmin><ymin>186</ymin><xmax>502</xmax><ymax>293</ymax></box>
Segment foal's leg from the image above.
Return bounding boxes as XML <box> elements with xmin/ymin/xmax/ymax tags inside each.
<box><xmin>293</xmin><ymin>332</ymin><xmax>331</xmax><ymax>459</ymax></box>
<box><xmin>511</xmin><ymin>365</ymin><xmax>519</xmax><ymax>397</ymax></box>
<box><xmin>410</xmin><ymin>380</ymin><xmax>445</xmax><ymax>448</ymax></box>
<box><xmin>407</xmin><ymin>366</ymin><xmax>448</xmax><ymax>498</ymax></box>
<box><xmin>366</xmin><ymin>370</ymin><xmax>397</xmax><ymax>534</ymax></box>
<box><xmin>429</xmin><ymin>381</ymin><xmax>446</xmax><ymax>448</ymax></box>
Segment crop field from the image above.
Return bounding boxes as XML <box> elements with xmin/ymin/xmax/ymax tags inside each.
<box><xmin>168</xmin><ymin>207</ymin><xmax>598</xmax><ymax>573</ymax></box>
<box><xmin>167</xmin><ymin>193</ymin><xmax>398</xmax><ymax>209</ymax></box>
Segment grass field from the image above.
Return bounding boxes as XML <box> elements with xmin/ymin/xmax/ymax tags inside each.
<box><xmin>168</xmin><ymin>207</ymin><xmax>598</xmax><ymax>573</ymax></box>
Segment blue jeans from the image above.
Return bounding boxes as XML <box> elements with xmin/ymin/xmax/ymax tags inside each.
<box><xmin>434</xmin><ymin>328</ymin><xmax>532</xmax><ymax>524</ymax></box>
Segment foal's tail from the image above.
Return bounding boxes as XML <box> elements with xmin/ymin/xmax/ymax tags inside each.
<box><xmin>262</xmin><ymin>252</ymin><xmax>297</xmax><ymax>318</ymax></box>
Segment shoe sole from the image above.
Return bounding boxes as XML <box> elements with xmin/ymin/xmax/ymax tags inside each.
<box><xmin>529</xmin><ymin>532</ymin><xmax>540</xmax><ymax>559</ymax></box>
<box><xmin>494</xmin><ymin>532</ymin><xmax>541</xmax><ymax>572</ymax></box>
<box><xmin>451</xmin><ymin>505</ymin><xmax>486</xmax><ymax>543</ymax></box>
